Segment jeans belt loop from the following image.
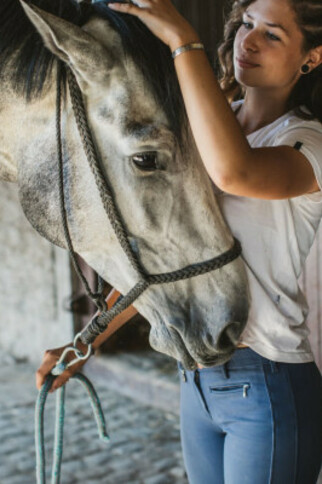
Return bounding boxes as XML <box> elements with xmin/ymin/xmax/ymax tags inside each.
<box><xmin>269</xmin><ymin>360</ymin><xmax>279</xmax><ymax>373</ymax></box>
<box><xmin>178</xmin><ymin>361</ymin><xmax>187</xmax><ymax>382</ymax></box>
<box><xmin>223</xmin><ymin>362</ymin><xmax>230</xmax><ymax>379</ymax></box>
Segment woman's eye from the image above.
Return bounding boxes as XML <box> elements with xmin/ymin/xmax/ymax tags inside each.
<box><xmin>131</xmin><ymin>152</ymin><xmax>158</xmax><ymax>172</ymax></box>
<box><xmin>242</xmin><ymin>21</ymin><xmax>253</xmax><ymax>30</ymax></box>
<box><xmin>241</xmin><ymin>22</ymin><xmax>280</xmax><ymax>42</ymax></box>
<box><xmin>266</xmin><ymin>32</ymin><xmax>281</xmax><ymax>41</ymax></box>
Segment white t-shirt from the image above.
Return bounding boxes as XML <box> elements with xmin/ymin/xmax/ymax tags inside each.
<box><xmin>217</xmin><ymin>100</ymin><xmax>322</xmax><ymax>363</ymax></box>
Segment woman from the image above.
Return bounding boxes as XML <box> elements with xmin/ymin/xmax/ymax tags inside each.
<box><xmin>38</xmin><ymin>0</ymin><xmax>322</xmax><ymax>482</ymax></box>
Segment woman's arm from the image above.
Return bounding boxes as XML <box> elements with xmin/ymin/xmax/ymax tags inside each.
<box><xmin>171</xmin><ymin>51</ymin><xmax>319</xmax><ymax>199</ymax></box>
<box><xmin>108</xmin><ymin>0</ymin><xmax>319</xmax><ymax>199</ymax></box>
<box><xmin>36</xmin><ymin>293</ymin><xmax>138</xmax><ymax>391</ymax></box>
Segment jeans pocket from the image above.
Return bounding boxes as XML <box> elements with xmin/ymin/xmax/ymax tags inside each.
<box><xmin>209</xmin><ymin>382</ymin><xmax>251</xmax><ymax>398</ymax></box>
<box><xmin>193</xmin><ymin>371</ymin><xmax>211</xmax><ymax>416</ymax></box>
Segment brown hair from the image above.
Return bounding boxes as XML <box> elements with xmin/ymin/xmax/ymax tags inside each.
<box><xmin>217</xmin><ymin>0</ymin><xmax>322</xmax><ymax>122</ymax></box>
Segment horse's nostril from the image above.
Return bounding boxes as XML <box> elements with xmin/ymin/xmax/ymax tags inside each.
<box><xmin>225</xmin><ymin>321</ymin><xmax>242</xmax><ymax>345</ymax></box>
<box><xmin>167</xmin><ymin>319</ymin><xmax>185</xmax><ymax>334</ymax></box>
<box><xmin>217</xmin><ymin>328</ymin><xmax>231</xmax><ymax>351</ymax></box>
<box><xmin>217</xmin><ymin>322</ymin><xmax>241</xmax><ymax>351</ymax></box>
<box><xmin>205</xmin><ymin>332</ymin><xmax>214</xmax><ymax>346</ymax></box>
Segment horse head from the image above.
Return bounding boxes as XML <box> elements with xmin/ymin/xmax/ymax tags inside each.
<box><xmin>1</xmin><ymin>0</ymin><xmax>249</xmax><ymax>369</ymax></box>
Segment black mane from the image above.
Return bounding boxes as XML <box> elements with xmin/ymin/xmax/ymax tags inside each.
<box><xmin>0</xmin><ymin>0</ymin><xmax>186</xmax><ymax>140</ymax></box>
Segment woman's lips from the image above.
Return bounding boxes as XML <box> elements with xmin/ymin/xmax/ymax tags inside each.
<box><xmin>236</xmin><ymin>57</ymin><xmax>259</xmax><ymax>69</ymax></box>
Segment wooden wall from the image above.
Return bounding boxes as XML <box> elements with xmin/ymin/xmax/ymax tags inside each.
<box><xmin>173</xmin><ymin>0</ymin><xmax>226</xmax><ymax>62</ymax></box>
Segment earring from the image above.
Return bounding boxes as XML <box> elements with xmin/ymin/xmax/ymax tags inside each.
<box><xmin>301</xmin><ymin>64</ymin><xmax>310</xmax><ymax>74</ymax></box>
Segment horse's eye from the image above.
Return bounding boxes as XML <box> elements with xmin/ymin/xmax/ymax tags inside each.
<box><xmin>132</xmin><ymin>152</ymin><xmax>158</xmax><ymax>171</ymax></box>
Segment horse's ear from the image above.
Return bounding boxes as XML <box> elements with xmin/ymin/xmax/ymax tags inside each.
<box><xmin>19</xmin><ymin>0</ymin><xmax>114</xmax><ymax>85</ymax></box>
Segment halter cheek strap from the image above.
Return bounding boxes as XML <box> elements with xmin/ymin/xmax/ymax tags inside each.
<box><xmin>56</xmin><ymin>64</ymin><xmax>242</xmax><ymax>349</ymax></box>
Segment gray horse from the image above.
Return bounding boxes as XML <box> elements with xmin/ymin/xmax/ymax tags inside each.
<box><xmin>0</xmin><ymin>0</ymin><xmax>248</xmax><ymax>369</ymax></box>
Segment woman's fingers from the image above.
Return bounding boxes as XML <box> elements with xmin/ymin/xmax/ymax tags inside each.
<box><xmin>50</xmin><ymin>368</ymin><xmax>73</xmax><ymax>392</ymax></box>
<box><xmin>35</xmin><ymin>348</ymin><xmax>62</xmax><ymax>389</ymax></box>
<box><xmin>36</xmin><ymin>344</ymin><xmax>90</xmax><ymax>391</ymax></box>
<box><xmin>36</xmin><ymin>367</ymin><xmax>47</xmax><ymax>390</ymax></box>
<box><xmin>108</xmin><ymin>1</ymin><xmax>148</xmax><ymax>15</ymax></box>
<box><xmin>131</xmin><ymin>0</ymin><xmax>151</xmax><ymax>6</ymax></box>
<box><xmin>49</xmin><ymin>359</ymin><xmax>86</xmax><ymax>392</ymax></box>
<box><xmin>108</xmin><ymin>0</ymin><xmax>198</xmax><ymax>49</ymax></box>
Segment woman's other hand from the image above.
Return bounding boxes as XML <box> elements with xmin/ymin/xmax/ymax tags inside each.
<box><xmin>108</xmin><ymin>0</ymin><xmax>199</xmax><ymax>50</ymax></box>
<box><xmin>36</xmin><ymin>341</ymin><xmax>92</xmax><ymax>392</ymax></box>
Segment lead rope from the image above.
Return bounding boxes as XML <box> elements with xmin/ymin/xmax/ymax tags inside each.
<box><xmin>56</xmin><ymin>62</ymin><xmax>107</xmax><ymax>313</ymax></box>
<box><xmin>34</xmin><ymin>58</ymin><xmax>242</xmax><ymax>483</ymax></box>
<box><xmin>55</xmin><ymin>62</ymin><xmax>242</xmax><ymax>347</ymax></box>
<box><xmin>63</xmin><ymin>67</ymin><xmax>242</xmax><ymax>346</ymax></box>
<box><xmin>66</xmin><ymin>69</ymin><xmax>147</xmax><ymax>281</ymax></box>
<box><xmin>34</xmin><ymin>64</ymin><xmax>109</xmax><ymax>484</ymax></box>
<box><xmin>35</xmin><ymin>371</ymin><xmax>109</xmax><ymax>484</ymax></box>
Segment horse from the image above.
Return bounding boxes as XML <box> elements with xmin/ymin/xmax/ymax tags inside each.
<box><xmin>0</xmin><ymin>0</ymin><xmax>249</xmax><ymax>370</ymax></box>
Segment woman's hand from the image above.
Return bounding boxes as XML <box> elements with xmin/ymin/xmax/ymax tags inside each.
<box><xmin>108</xmin><ymin>0</ymin><xmax>200</xmax><ymax>51</ymax></box>
<box><xmin>36</xmin><ymin>341</ymin><xmax>92</xmax><ymax>392</ymax></box>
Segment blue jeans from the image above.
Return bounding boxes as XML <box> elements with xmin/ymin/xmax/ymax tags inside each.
<box><xmin>178</xmin><ymin>347</ymin><xmax>322</xmax><ymax>484</ymax></box>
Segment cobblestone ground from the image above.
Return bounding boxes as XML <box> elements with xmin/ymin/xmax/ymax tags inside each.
<box><xmin>0</xmin><ymin>356</ymin><xmax>188</xmax><ymax>484</ymax></box>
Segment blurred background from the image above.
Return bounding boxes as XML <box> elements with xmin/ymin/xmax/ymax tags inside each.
<box><xmin>0</xmin><ymin>2</ymin><xmax>321</xmax><ymax>482</ymax></box>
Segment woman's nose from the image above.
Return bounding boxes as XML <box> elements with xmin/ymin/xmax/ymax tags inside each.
<box><xmin>241</xmin><ymin>30</ymin><xmax>259</xmax><ymax>52</ymax></box>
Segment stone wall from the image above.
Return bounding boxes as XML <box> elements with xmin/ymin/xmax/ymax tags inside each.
<box><xmin>0</xmin><ymin>181</ymin><xmax>73</xmax><ymax>363</ymax></box>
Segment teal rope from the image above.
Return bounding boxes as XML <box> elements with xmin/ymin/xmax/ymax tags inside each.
<box><xmin>35</xmin><ymin>373</ymin><xmax>109</xmax><ymax>484</ymax></box>
<box><xmin>72</xmin><ymin>373</ymin><xmax>110</xmax><ymax>442</ymax></box>
<box><xmin>52</xmin><ymin>384</ymin><xmax>65</xmax><ymax>484</ymax></box>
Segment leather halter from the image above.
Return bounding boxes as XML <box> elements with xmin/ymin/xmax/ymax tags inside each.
<box><xmin>56</xmin><ymin>64</ymin><xmax>242</xmax><ymax>346</ymax></box>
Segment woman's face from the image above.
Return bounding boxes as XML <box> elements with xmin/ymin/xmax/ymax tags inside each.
<box><xmin>233</xmin><ymin>0</ymin><xmax>308</xmax><ymax>93</ymax></box>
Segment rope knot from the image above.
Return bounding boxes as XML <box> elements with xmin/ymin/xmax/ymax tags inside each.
<box><xmin>92</xmin><ymin>293</ymin><xmax>108</xmax><ymax>312</ymax></box>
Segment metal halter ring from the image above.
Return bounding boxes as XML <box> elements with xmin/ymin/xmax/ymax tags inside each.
<box><xmin>51</xmin><ymin>333</ymin><xmax>92</xmax><ymax>376</ymax></box>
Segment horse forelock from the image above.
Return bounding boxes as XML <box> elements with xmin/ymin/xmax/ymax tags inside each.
<box><xmin>0</xmin><ymin>0</ymin><xmax>186</xmax><ymax>142</ymax></box>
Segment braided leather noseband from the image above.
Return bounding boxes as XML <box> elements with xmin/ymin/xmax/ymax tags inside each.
<box><xmin>56</xmin><ymin>64</ymin><xmax>242</xmax><ymax>346</ymax></box>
